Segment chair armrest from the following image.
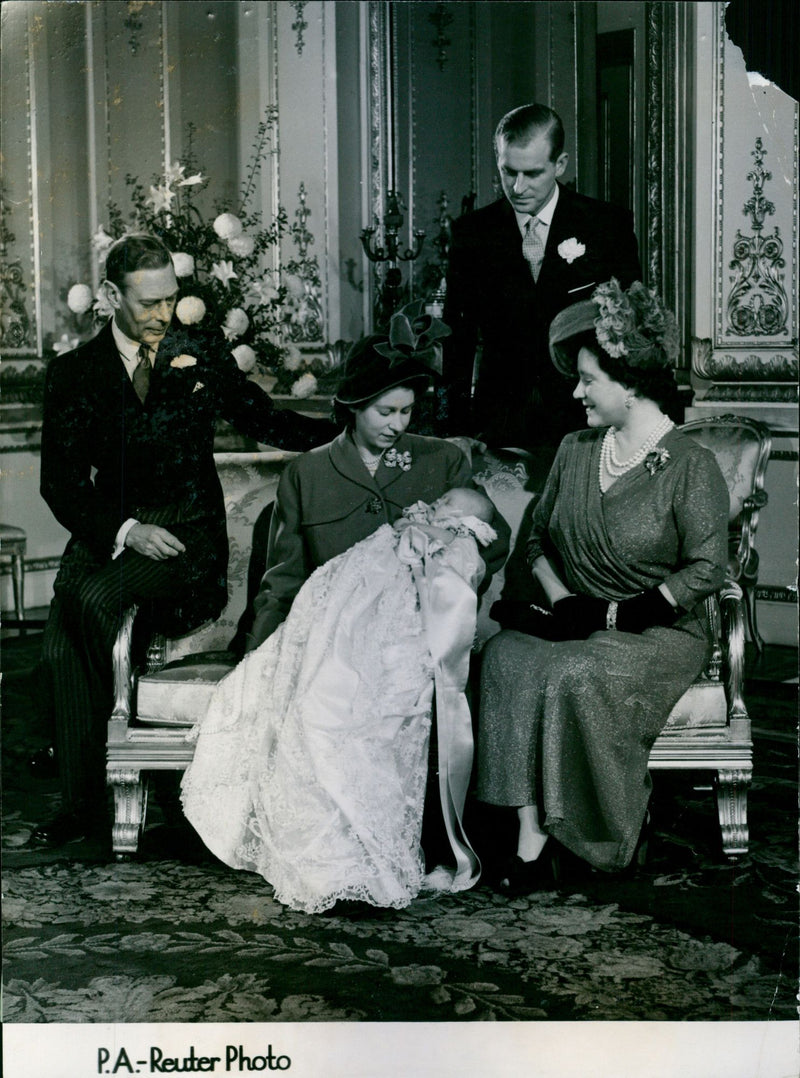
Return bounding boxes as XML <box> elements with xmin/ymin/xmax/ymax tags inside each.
<box><xmin>111</xmin><ymin>605</ymin><xmax>138</xmax><ymax>723</ymax></box>
<box><xmin>718</xmin><ymin>580</ymin><xmax>749</xmax><ymax>736</ymax></box>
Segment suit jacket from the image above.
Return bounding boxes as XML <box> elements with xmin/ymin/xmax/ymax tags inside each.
<box><xmin>40</xmin><ymin>321</ymin><xmax>333</xmax><ymax>632</ymax></box>
<box><xmin>247</xmin><ymin>430</ymin><xmax>510</xmax><ymax>648</ymax></box>
<box><xmin>441</xmin><ymin>184</ymin><xmax>641</xmax><ymax>447</ymax></box>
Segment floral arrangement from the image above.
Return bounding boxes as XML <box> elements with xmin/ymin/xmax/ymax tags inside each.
<box><xmin>592</xmin><ymin>278</ymin><xmax>679</xmax><ymax>368</ymax></box>
<box><xmin>63</xmin><ymin>121</ymin><xmax>335</xmax><ymax>398</ymax></box>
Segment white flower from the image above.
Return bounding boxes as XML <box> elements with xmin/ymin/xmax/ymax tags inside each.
<box><xmin>91</xmin><ymin>227</ymin><xmax>115</xmax><ymax>255</ymax></box>
<box><xmin>145</xmin><ymin>184</ymin><xmax>176</xmax><ymax>213</ymax></box>
<box><xmin>53</xmin><ymin>332</ymin><xmax>80</xmax><ymax>355</ymax></box>
<box><xmin>170</xmin><ymin>354</ymin><xmax>197</xmax><ymax>369</ymax></box>
<box><xmin>222</xmin><ymin>306</ymin><xmax>249</xmax><ymax>341</ymax></box>
<box><xmin>180</xmin><ymin>172</ymin><xmax>204</xmax><ymax>187</ymax></box>
<box><xmin>67</xmin><ymin>283</ymin><xmax>93</xmax><ymax>315</ymax></box>
<box><xmin>175</xmin><ymin>295</ymin><xmax>207</xmax><ymax>324</ymax></box>
<box><xmin>282</xmin><ymin>344</ymin><xmax>305</xmax><ymax>372</ymax></box>
<box><xmin>164</xmin><ymin>161</ymin><xmax>186</xmax><ymax>186</ymax></box>
<box><xmin>210</xmin><ymin>260</ymin><xmax>238</xmax><ymax>288</ymax></box>
<box><xmin>212</xmin><ymin>213</ymin><xmax>243</xmax><ymax>240</ymax></box>
<box><xmin>290</xmin><ymin>372</ymin><xmax>318</xmax><ymax>398</ymax></box>
<box><xmin>232</xmin><ymin>344</ymin><xmax>257</xmax><ymax>373</ymax></box>
<box><xmin>171</xmin><ymin>252</ymin><xmax>195</xmax><ymax>277</ymax></box>
<box><xmin>283</xmin><ymin>272</ymin><xmax>305</xmax><ymax>299</ymax></box>
<box><xmin>227</xmin><ymin>233</ymin><xmax>255</xmax><ymax>258</ymax></box>
<box><xmin>246</xmin><ymin>276</ymin><xmax>279</xmax><ymax>307</ymax></box>
<box><xmin>557</xmin><ymin>237</ymin><xmax>586</xmax><ymax>263</ymax></box>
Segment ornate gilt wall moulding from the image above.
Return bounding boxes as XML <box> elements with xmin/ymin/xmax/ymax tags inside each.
<box><xmin>727</xmin><ymin>139</ymin><xmax>790</xmax><ymax>340</ymax></box>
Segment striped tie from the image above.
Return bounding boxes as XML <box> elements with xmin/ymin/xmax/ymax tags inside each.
<box><xmin>522</xmin><ymin>216</ymin><xmax>545</xmax><ymax>282</ymax></box>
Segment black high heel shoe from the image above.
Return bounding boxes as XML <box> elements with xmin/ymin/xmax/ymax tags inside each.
<box><xmin>494</xmin><ymin>846</ymin><xmax>561</xmax><ymax>897</ymax></box>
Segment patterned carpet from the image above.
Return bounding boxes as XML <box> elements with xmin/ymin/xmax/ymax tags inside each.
<box><xmin>2</xmin><ymin>633</ymin><xmax>797</xmax><ymax>1023</ymax></box>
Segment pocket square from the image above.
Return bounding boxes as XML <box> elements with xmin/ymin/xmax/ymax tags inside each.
<box><xmin>567</xmin><ymin>282</ymin><xmax>596</xmax><ymax>295</ymax></box>
<box><xmin>192</xmin><ymin>381</ymin><xmax>205</xmax><ymax>393</ymax></box>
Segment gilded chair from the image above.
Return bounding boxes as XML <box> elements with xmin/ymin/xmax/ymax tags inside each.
<box><xmin>680</xmin><ymin>414</ymin><xmax>771</xmax><ymax>653</ymax></box>
<box><xmin>473</xmin><ymin>414</ymin><xmax>771</xmax><ymax>861</ymax></box>
<box><xmin>106</xmin><ymin>450</ymin><xmax>297</xmax><ymax>858</ymax></box>
<box><xmin>0</xmin><ymin>524</ymin><xmax>27</xmax><ymax>634</ymax></box>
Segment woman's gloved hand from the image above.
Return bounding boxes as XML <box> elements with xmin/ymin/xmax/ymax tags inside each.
<box><xmin>551</xmin><ymin>595</ymin><xmax>609</xmax><ymax>639</ymax></box>
<box><xmin>490</xmin><ymin>600</ymin><xmax>564</xmax><ymax>640</ymax></box>
<box><xmin>615</xmin><ymin>587</ymin><xmax>680</xmax><ymax>633</ymax></box>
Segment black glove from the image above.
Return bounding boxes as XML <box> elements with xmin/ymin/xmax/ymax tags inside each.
<box><xmin>490</xmin><ymin>600</ymin><xmax>564</xmax><ymax>641</ymax></box>
<box><xmin>551</xmin><ymin>595</ymin><xmax>609</xmax><ymax>640</ymax></box>
<box><xmin>615</xmin><ymin>587</ymin><xmax>680</xmax><ymax>634</ymax></box>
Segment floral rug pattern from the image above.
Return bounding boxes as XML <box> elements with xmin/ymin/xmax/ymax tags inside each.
<box><xmin>2</xmin><ymin>635</ymin><xmax>797</xmax><ymax>1023</ymax></box>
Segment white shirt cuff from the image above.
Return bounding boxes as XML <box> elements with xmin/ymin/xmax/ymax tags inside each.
<box><xmin>113</xmin><ymin>518</ymin><xmax>139</xmax><ymax>559</ymax></box>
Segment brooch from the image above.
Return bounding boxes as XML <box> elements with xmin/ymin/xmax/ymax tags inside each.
<box><xmin>384</xmin><ymin>448</ymin><xmax>412</xmax><ymax>471</ymax></box>
<box><xmin>644</xmin><ymin>448</ymin><xmax>671</xmax><ymax>475</ymax></box>
<box><xmin>365</xmin><ymin>497</ymin><xmax>384</xmax><ymax>514</ymax></box>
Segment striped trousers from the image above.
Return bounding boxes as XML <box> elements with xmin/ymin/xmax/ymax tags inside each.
<box><xmin>40</xmin><ymin>524</ymin><xmax>220</xmax><ymax>815</ymax></box>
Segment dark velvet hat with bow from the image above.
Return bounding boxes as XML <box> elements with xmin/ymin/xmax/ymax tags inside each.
<box><xmin>334</xmin><ymin>301</ymin><xmax>451</xmax><ymax>406</ymax></box>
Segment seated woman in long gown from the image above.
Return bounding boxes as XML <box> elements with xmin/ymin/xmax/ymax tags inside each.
<box><xmin>478</xmin><ymin>279</ymin><xmax>729</xmax><ymax>896</ymax></box>
<box><xmin>181</xmin><ymin>307</ymin><xmax>508</xmax><ymax>913</ymax></box>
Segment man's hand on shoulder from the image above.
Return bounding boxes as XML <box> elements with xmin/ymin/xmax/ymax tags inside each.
<box><xmin>125</xmin><ymin>524</ymin><xmax>186</xmax><ymax>560</ymax></box>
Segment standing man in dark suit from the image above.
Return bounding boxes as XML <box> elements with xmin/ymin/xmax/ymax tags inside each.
<box><xmin>440</xmin><ymin>102</ymin><xmax>642</xmax><ymax>449</ymax></box>
<box><xmin>30</xmin><ymin>233</ymin><xmax>334</xmax><ymax>847</ymax></box>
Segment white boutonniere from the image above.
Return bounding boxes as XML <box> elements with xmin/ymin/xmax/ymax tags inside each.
<box><xmin>558</xmin><ymin>237</ymin><xmax>586</xmax><ymax>264</ymax></box>
<box><xmin>170</xmin><ymin>354</ymin><xmax>198</xmax><ymax>369</ymax></box>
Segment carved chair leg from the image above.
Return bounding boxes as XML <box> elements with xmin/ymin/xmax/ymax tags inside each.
<box><xmin>714</xmin><ymin>768</ymin><xmax>751</xmax><ymax>860</ymax></box>
<box><xmin>107</xmin><ymin>768</ymin><xmax>149</xmax><ymax>860</ymax></box>
<box><xmin>743</xmin><ymin>585</ymin><xmax>764</xmax><ymax>656</ymax></box>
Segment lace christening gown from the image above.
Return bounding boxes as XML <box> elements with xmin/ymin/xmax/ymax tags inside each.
<box><xmin>181</xmin><ymin>518</ymin><xmax>487</xmax><ymax>913</ymax></box>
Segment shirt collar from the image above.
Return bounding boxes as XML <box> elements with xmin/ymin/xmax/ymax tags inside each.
<box><xmin>514</xmin><ymin>183</ymin><xmax>560</xmax><ymax>236</ymax></box>
<box><xmin>111</xmin><ymin>320</ymin><xmax>149</xmax><ymax>365</ymax></box>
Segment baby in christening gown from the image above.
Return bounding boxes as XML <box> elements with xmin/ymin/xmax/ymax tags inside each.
<box><xmin>181</xmin><ymin>487</ymin><xmax>497</xmax><ymax>914</ymax></box>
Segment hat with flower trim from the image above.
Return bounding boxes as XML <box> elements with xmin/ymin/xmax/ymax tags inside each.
<box><xmin>549</xmin><ymin>278</ymin><xmax>679</xmax><ymax>377</ymax></box>
<box><xmin>335</xmin><ymin>301</ymin><xmax>450</xmax><ymax>406</ymax></box>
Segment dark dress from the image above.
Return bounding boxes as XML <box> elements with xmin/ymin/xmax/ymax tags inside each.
<box><xmin>476</xmin><ymin>427</ymin><xmax>729</xmax><ymax>870</ymax></box>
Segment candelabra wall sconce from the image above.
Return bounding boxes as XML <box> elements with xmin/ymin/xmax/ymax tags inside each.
<box><xmin>360</xmin><ymin>191</ymin><xmax>425</xmax><ymax>327</ymax></box>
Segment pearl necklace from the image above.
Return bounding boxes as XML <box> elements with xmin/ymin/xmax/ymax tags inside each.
<box><xmin>357</xmin><ymin>446</ymin><xmax>385</xmax><ymax>476</ymax></box>
<box><xmin>599</xmin><ymin>415</ymin><xmax>674</xmax><ymax>482</ymax></box>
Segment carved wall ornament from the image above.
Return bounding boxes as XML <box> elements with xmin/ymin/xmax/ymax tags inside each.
<box><xmin>429</xmin><ymin>4</ymin><xmax>454</xmax><ymax>72</ymax></box>
<box><xmin>702</xmin><ymin>384</ymin><xmax>799</xmax><ymax>404</ymax></box>
<box><xmin>290</xmin><ymin>1</ymin><xmax>309</xmax><ymax>57</ymax></box>
<box><xmin>0</xmin><ymin>360</ymin><xmax>45</xmax><ymax>405</ymax></box>
<box><xmin>727</xmin><ymin>138</ymin><xmax>789</xmax><ymax>338</ymax></box>
<box><xmin>0</xmin><ymin>190</ymin><xmax>32</xmax><ymax>352</ymax></box>
<box><xmin>286</xmin><ymin>182</ymin><xmax>323</xmax><ymax>342</ymax></box>
<box><xmin>692</xmin><ymin>335</ymin><xmax>799</xmax><ymax>384</ymax></box>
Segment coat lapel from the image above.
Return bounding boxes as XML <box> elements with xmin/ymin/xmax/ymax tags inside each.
<box><xmin>328</xmin><ymin>430</ymin><xmax>380</xmax><ymax>494</ymax></box>
<box><xmin>328</xmin><ymin>431</ymin><xmax>416</xmax><ymax>496</ymax></box>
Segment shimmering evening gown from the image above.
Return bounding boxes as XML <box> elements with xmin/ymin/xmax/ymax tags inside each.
<box><xmin>477</xmin><ymin>427</ymin><xmax>728</xmax><ymax>870</ymax></box>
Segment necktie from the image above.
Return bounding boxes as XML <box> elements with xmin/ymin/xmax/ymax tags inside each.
<box><xmin>522</xmin><ymin>216</ymin><xmax>545</xmax><ymax>282</ymax></box>
<box><xmin>132</xmin><ymin>344</ymin><xmax>151</xmax><ymax>404</ymax></box>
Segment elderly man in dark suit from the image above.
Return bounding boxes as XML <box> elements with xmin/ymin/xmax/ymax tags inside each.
<box><xmin>30</xmin><ymin>233</ymin><xmax>333</xmax><ymax>847</ymax></box>
<box><xmin>440</xmin><ymin>102</ymin><xmax>642</xmax><ymax>449</ymax></box>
